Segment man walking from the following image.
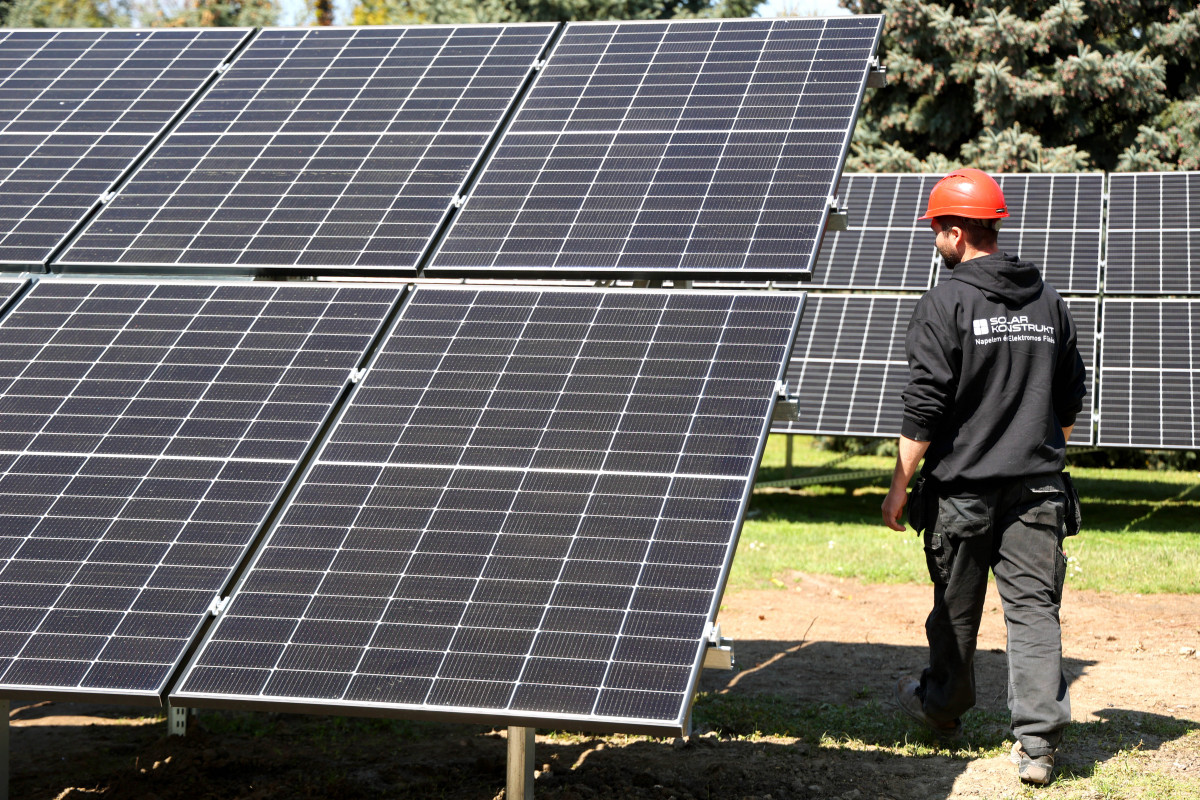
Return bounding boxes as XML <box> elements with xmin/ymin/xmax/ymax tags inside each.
<box><xmin>880</xmin><ymin>168</ymin><xmax>1086</xmax><ymax>785</ymax></box>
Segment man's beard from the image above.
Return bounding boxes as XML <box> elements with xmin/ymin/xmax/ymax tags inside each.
<box><xmin>937</xmin><ymin>240</ymin><xmax>961</xmax><ymax>268</ymax></box>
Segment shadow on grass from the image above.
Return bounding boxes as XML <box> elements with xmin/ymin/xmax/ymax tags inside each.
<box><xmin>10</xmin><ymin>691</ymin><xmax>1197</xmax><ymax>800</ymax></box>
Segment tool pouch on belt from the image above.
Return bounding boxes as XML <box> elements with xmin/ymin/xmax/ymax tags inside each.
<box><xmin>1062</xmin><ymin>471</ymin><xmax>1082</xmax><ymax>537</ymax></box>
<box><xmin>907</xmin><ymin>477</ymin><xmax>929</xmax><ymax>533</ymax></box>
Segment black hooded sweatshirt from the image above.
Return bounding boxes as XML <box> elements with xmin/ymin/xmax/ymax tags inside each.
<box><xmin>901</xmin><ymin>251</ymin><xmax>1087</xmax><ymax>486</ymax></box>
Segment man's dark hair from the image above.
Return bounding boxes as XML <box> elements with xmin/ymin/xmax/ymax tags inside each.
<box><xmin>935</xmin><ymin>215</ymin><xmax>1000</xmax><ymax>249</ymax></box>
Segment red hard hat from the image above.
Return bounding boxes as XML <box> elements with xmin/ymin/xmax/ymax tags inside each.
<box><xmin>918</xmin><ymin>168</ymin><xmax>1009</xmax><ymax>221</ymax></box>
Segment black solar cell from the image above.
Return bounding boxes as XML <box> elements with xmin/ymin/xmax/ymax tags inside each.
<box><xmin>0</xmin><ymin>279</ymin><xmax>401</xmax><ymax>700</ymax></box>
<box><xmin>1098</xmin><ymin>299</ymin><xmax>1199</xmax><ymax>448</ymax></box>
<box><xmin>0</xmin><ymin>28</ymin><xmax>249</xmax><ymax>268</ymax></box>
<box><xmin>1105</xmin><ymin>172</ymin><xmax>1200</xmax><ymax>294</ymax></box>
<box><xmin>427</xmin><ymin>16</ymin><xmax>883</xmax><ymax>280</ymax></box>
<box><xmin>56</xmin><ymin>25</ymin><xmax>556</xmax><ymax>274</ymax></box>
<box><xmin>173</xmin><ymin>285</ymin><xmax>803</xmax><ymax>734</ymax></box>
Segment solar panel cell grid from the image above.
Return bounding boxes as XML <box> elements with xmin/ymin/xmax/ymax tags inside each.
<box><xmin>1105</xmin><ymin>172</ymin><xmax>1200</xmax><ymax>294</ymax></box>
<box><xmin>428</xmin><ymin>16</ymin><xmax>883</xmax><ymax>279</ymax></box>
<box><xmin>1098</xmin><ymin>299</ymin><xmax>1200</xmax><ymax>448</ymax></box>
<box><xmin>57</xmin><ymin>25</ymin><xmax>556</xmax><ymax>274</ymax></box>
<box><xmin>777</xmin><ymin>294</ymin><xmax>914</xmax><ymax>436</ymax></box>
<box><xmin>803</xmin><ymin>173</ymin><xmax>938</xmax><ymax>290</ymax></box>
<box><xmin>0</xmin><ymin>29</ymin><xmax>249</xmax><ymax>267</ymax></box>
<box><xmin>174</xmin><ymin>286</ymin><xmax>803</xmax><ymax>733</ymax></box>
<box><xmin>0</xmin><ymin>280</ymin><xmax>401</xmax><ymax>699</ymax></box>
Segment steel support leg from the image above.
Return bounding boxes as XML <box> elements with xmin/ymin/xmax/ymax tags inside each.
<box><xmin>506</xmin><ymin>726</ymin><xmax>534</xmax><ymax>800</ymax></box>
<box><xmin>167</xmin><ymin>703</ymin><xmax>188</xmax><ymax>737</ymax></box>
<box><xmin>785</xmin><ymin>434</ymin><xmax>794</xmax><ymax>479</ymax></box>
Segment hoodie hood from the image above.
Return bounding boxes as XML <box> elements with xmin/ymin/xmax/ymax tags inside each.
<box><xmin>950</xmin><ymin>251</ymin><xmax>1043</xmax><ymax>305</ymax></box>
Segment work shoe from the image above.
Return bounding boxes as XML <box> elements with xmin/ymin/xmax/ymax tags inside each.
<box><xmin>893</xmin><ymin>677</ymin><xmax>962</xmax><ymax>739</ymax></box>
<box><xmin>1011</xmin><ymin>741</ymin><xmax>1055</xmax><ymax>785</ymax></box>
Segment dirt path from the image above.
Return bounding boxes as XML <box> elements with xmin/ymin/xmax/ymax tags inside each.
<box><xmin>12</xmin><ymin>578</ymin><xmax>1200</xmax><ymax>800</ymax></box>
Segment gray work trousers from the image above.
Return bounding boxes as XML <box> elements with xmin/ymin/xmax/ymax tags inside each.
<box><xmin>910</xmin><ymin>473</ymin><xmax>1075</xmax><ymax>757</ymax></box>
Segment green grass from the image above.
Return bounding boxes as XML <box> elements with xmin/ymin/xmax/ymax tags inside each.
<box><xmin>737</xmin><ymin>435</ymin><xmax>1200</xmax><ymax>593</ymax></box>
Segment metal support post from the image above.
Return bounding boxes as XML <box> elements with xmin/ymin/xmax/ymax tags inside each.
<box><xmin>506</xmin><ymin>725</ymin><xmax>535</xmax><ymax>800</ymax></box>
<box><xmin>1</xmin><ymin>698</ymin><xmax>8</xmax><ymax>800</ymax></box>
<box><xmin>785</xmin><ymin>434</ymin><xmax>794</xmax><ymax>479</ymax></box>
<box><xmin>167</xmin><ymin>703</ymin><xmax>188</xmax><ymax>737</ymax></box>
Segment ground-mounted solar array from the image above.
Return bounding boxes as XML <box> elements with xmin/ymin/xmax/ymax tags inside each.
<box><xmin>57</xmin><ymin>24</ymin><xmax>556</xmax><ymax>274</ymax></box>
<box><xmin>1105</xmin><ymin>172</ymin><xmax>1200</xmax><ymax>295</ymax></box>
<box><xmin>1098</xmin><ymin>299</ymin><xmax>1200</xmax><ymax>449</ymax></box>
<box><xmin>0</xmin><ymin>279</ymin><xmax>400</xmax><ymax>700</ymax></box>
<box><xmin>426</xmin><ymin>16</ymin><xmax>883</xmax><ymax>280</ymax></box>
<box><xmin>0</xmin><ymin>28</ymin><xmax>250</xmax><ymax>269</ymax></box>
<box><xmin>173</xmin><ymin>286</ymin><xmax>802</xmax><ymax>733</ymax></box>
<box><xmin>776</xmin><ymin>294</ymin><xmax>1097</xmax><ymax>445</ymax></box>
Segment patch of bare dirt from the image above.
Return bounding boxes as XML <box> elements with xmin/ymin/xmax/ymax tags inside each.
<box><xmin>11</xmin><ymin>578</ymin><xmax>1200</xmax><ymax>800</ymax></box>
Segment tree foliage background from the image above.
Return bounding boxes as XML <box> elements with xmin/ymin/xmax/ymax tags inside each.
<box><xmin>844</xmin><ymin>0</ymin><xmax>1200</xmax><ymax>172</ymax></box>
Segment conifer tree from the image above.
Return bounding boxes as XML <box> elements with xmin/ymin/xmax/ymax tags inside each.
<box><xmin>843</xmin><ymin>0</ymin><xmax>1200</xmax><ymax>172</ymax></box>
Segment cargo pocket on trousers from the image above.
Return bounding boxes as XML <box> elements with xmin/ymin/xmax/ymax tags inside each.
<box><xmin>924</xmin><ymin>495</ymin><xmax>990</xmax><ymax>584</ymax></box>
<box><xmin>1054</xmin><ymin>537</ymin><xmax>1068</xmax><ymax>603</ymax></box>
<box><xmin>1018</xmin><ymin>474</ymin><xmax>1067</xmax><ymax>533</ymax></box>
<box><xmin>923</xmin><ymin>529</ymin><xmax>952</xmax><ymax>584</ymax></box>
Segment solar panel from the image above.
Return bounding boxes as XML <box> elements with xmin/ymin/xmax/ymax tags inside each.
<box><xmin>56</xmin><ymin>25</ymin><xmax>557</xmax><ymax>275</ymax></box>
<box><xmin>0</xmin><ymin>279</ymin><xmax>401</xmax><ymax>701</ymax></box>
<box><xmin>800</xmin><ymin>173</ymin><xmax>1101</xmax><ymax>293</ymax></box>
<box><xmin>426</xmin><ymin>16</ymin><xmax>884</xmax><ymax>280</ymax></box>
<box><xmin>172</xmin><ymin>286</ymin><xmax>803</xmax><ymax>734</ymax></box>
<box><xmin>1105</xmin><ymin>172</ymin><xmax>1200</xmax><ymax>294</ymax></box>
<box><xmin>805</xmin><ymin>174</ymin><xmax>940</xmax><ymax>290</ymax></box>
<box><xmin>777</xmin><ymin>293</ymin><xmax>915</xmax><ymax>436</ymax></box>
<box><xmin>0</xmin><ymin>28</ymin><xmax>250</xmax><ymax>269</ymax></box>
<box><xmin>775</xmin><ymin>294</ymin><xmax>1097</xmax><ymax>445</ymax></box>
<box><xmin>1097</xmin><ymin>299</ymin><xmax>1200</xmax><ymax>448</ymax></box>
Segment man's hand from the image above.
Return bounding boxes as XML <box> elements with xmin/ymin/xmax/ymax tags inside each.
<box><xmin>882</xmin><ymin>486</ymin><xmax>907</xmax><ymax>531</ymax></box>
<box><xmin>882</xmin><ymin>435</ymin><xmax>931</xmax><ymax>532</ymax></box>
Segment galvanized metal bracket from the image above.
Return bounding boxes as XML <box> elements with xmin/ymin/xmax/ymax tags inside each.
<box><xmin>703</xmin><ymin>623</ymin><xmax>734</xmax><ymax>670</ymax></box>
<box><xmin>167</xmin><ymin>703</ymin><xmax>189</xmax><ymax>737</ymax></box>
<box><xmin>826</xmin><ymin>196</ymin><xmax>848</xmax><ymax>232</ymax></box>
<box><xmin>772</xmin><ymin>381</ymin><xmax>798</xmax><ymax>423</ymax></box>
<box><xmin>207</xmin><ymin>594</ymin><xmax>230</xmax><ymax>617</ymax></box>
<box><xmin>866</xmin><ymin>58</ymin><xmax>887</xmax><ymax>88</ymax></box>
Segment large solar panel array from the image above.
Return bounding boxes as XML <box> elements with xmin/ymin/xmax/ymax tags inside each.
<box><xmin>775</xmin><ymin>294</ymin><xmax>1097</xmax><ymax>445</ymax></box>
<box><xmin>0</xmin><ymin>279</ymin><xmax>400</xmax><ymax>700</ymax></box>
<box><xmin>173</xmin><ymin>286</ymin><xmax>802</xmax><ymax>733</ymax></box>
<box><xmin>1105</xmin><ymin>172</ymin><xmax>1200</xmax><ymax>294</ymax></box>
<box><xmin>1098</xmin><ymin>299</ymin><xmax>1199</xmax><ymax>448</ymax></box>
<box><xmin>800</xmin><ymin>173</ymin><xmax>1103</xmax><ymax>292</ymax></box>
<box><xmin>57</xmin><ymin>24</ymin><xmax>556</xmax><ymax>274</ymax></box>
<box><xmin>426</xmin><ymin>16</ymin><xmax>883</xmax><ymax>279</ymax></box>
<box><xmin>0</xmin><ymin>28</ymin><xmax>249</xmax><ymax>269</ymax></box>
